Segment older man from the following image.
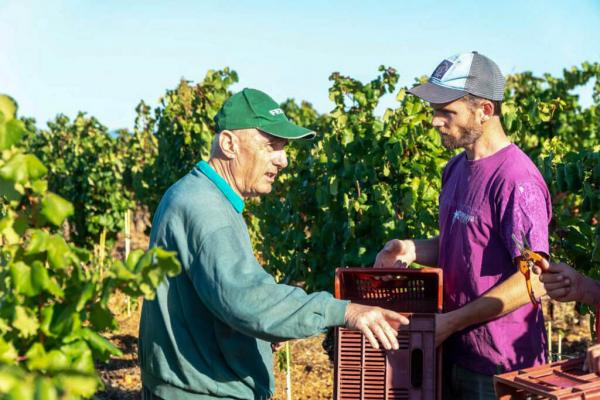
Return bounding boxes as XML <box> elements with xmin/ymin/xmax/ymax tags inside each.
<box><xmin>375</xmin><ymin>52</ymin><xmax>551</xmax><ymax>399</ymax></box>
<box><xmin>139</xmin><ymin>88</ymin><xmax>408</xmax><ymax>400</ymax></box>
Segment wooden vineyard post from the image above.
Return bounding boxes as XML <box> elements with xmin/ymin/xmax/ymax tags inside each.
<box><xmin>285</xmin><ymin>342</ymin><xmax>292</xmax><ymax>400</ymax></box>
<box><xmin>547</xmin><ymin>320</ymin><xmax>553</xmax><ymax>362</ymax></box>
<box><xmin>557</xmin><ymin>330</ymin><xmax>563</xmax><ymax>360</ymax></box>
<box><xmin>125</xmin><ymin>209</ymin><xmax>131</xmax><ymax>316</ymax></box>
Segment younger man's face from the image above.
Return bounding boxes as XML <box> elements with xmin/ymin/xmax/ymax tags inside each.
<box><xmin>430</xmin><ymin>98</ymin><xmax>483</xmax><ymax>150</ymax></box>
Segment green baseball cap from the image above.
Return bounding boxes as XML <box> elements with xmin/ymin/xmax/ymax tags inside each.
<box><xmin>214</xmin><ymin>88</ymin><xmax>316</xmax><ymax>140</ymax></box>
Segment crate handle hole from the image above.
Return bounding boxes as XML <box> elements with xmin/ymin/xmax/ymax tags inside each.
<box><xmin>410</xmin><ymin>348</ymin><xmax>423</xmax><ymax>388</ymax></box>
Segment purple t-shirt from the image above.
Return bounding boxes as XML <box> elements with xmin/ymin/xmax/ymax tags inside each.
<box><xmin>439</xmin><ymin>144</ymin><xmax>551</xmax><ymax>375</ymax></box>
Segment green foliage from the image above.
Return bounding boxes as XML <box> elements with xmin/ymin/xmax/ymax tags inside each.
<box><xmin>117</xmin><ymin>101</ymin><xmax>159</xmax><ymax>212</ymax></box>
<box><xmin>132</xmin><ymin>69</ymin><xmax>239</xmax><ymax>212</ymax></box>
<box><xmin>0</xmin><ymin>61</ymin><xmax>595</xmax><ymax>396</ymax></box>
<box><xmin>248</xmin><ymin>67</ymin><xmax>447</xmax><ymax>291</ymax></box>
<box><xmin>504</xmin><ymin>62</ymin><xmax>600</xmax><ymax>157</ymax></box>
<box><xmin>26</xmin><ymin>114</ymin><xmax>135</xmax><ymax>247</ymax></box>
<box><xmin>536</xmin><ymin>139</ymin><xmax>600</xmax><ymax>280</ymax></box>
<box><xmin>0</xmin><ymin>96</ymin><xmax>181</xmax><ymax>399</ymax></box>
<box><xmin>505</xmin><ymin>62</ymin><xmax>600</xmax><ymax>284</ymax></box>
<box><xmin>134</xmin><ymin>63</ymin><xmax>598</xmax><ymax>294</ymax></box>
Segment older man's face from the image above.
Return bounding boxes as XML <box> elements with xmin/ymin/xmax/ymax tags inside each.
<box><xmin>232</xmin><ymin>129</ymin><xmax>288</xmax><ymax>197</ymax></box>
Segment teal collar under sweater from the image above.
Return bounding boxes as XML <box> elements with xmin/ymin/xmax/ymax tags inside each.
<box><xmin>196</xmin><ymin>160</ymin><xmax>245</xmax><ymax>213</ymax></box>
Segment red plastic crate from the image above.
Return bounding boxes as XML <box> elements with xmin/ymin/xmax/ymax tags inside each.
<box><xmin>334</xmin><ymin>267</ymin><xmax>443</xmax><ymax>313</ymax></box>
<box><xmin>334</xmin><ymin>267</ymin><xmax>443</xmax><ymax>400</ymax></box>
<box><xmin>494</xmin><ymin>357</ymin><xmax>600</xmax><ymax>399</ymax></box>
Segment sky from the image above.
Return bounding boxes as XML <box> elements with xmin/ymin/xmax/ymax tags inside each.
<box><xmin>0</xmin><ymin>0</ymin><xmax>599</xmax><ymax>131</ymax></box>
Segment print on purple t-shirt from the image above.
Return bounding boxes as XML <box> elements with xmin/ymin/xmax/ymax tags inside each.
<box><xmin>438</xmin><ymin>144</ymin><xmax>552</xmax><ymax>375</ymax></box>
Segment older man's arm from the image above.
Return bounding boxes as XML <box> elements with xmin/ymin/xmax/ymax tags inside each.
<box><xmin>189</xmin><ymin>224</ymin><xmax>408</xmax><ymax>350</ymax></box>
<box><xmin>435</xmin><ymin>266</ymin><xmax>546</xmax><ymax>346</ymax></box>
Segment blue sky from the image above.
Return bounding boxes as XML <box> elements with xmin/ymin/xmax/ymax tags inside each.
<box><xmin>1</xmin><ymin>0</ymin><xmax>598</xmax><ymax>130</ymax></box>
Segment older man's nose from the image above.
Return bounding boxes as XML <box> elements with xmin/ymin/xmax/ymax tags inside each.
<box><xmin>274</xmin><ymin>150</ymin><xmax>288</xmax><ymax>169</ymax></box>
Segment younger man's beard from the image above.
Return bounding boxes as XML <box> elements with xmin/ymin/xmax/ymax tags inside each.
<box><xmin>440</xmin><ymin>119</ymin><xmax>483</xmax><ymax>150</ymax></box>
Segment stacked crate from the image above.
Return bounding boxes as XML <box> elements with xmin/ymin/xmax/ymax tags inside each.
<box><xmin>334</xmin><ymin>267</ymin><xmax>443</xmax><ymax>400</ymax></box>
<box><xmin>494</xmin><ymin>357</ymin><xmax>600</xmax><ymax>399</ymax></box>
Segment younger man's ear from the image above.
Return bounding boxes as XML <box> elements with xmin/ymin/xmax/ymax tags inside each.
<box><xmin>481</xmin><ymin>100</ymin><xmax>494</xmax><ymax>122</ymax></box>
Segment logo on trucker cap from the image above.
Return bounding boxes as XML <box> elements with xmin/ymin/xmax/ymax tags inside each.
<box><xmin>431</xmin><ymin>60</ymin><xmax>453</xmax><ymax>80</ymax></box>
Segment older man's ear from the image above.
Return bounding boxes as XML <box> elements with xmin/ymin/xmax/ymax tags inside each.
<box><xmin>217</xmin><ymin>130</ymin><xmax>239</xmax><ymax>159</ymax></box>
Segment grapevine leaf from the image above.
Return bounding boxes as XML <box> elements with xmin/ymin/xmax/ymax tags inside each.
<box><xmin>40</xmin><ymin>193</ymin><xmax>74</xmax><ymax>226</ymax></box>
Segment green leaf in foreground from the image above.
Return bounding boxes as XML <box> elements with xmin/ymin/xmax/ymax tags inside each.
<box><xmin>40</xmin><ymin>192</ymin><xmax>74</xmax><ymax>226</ymax></box>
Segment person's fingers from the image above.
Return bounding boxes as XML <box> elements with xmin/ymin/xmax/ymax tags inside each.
<box><xmin>382</xmin><ymin>309</ymin><xmax>410</xmax><ymax>325</ymax></box>
<box><xmin>546</xmin><ymin>287</ymin><xmax>570</xmax><ymax>299</ymax></box>
<box><xmin>546</xmin><ymin>262</ymin><xmax>570</xmax><ymax>274</ymax></box>
<box><xmin>362</xmin><ymin>327</ymin><xmax>379</xmax><ymax>350</ymax></box>
<box><xmin>532</xmin><ymin>258</ymin><xmax>550</xmax><ymax>275</ymax></box>
<box><xmin>374</xmin><ymin>252</ymin><xmax>392</xmax><ymax>268</ymax></box>
<box><xmin>375</xmin><ymin>244</ymin><xmax>409</xmax><ymax>268</ymax></box>
<box><xmin>539</xmin><ymin>273</ymin><xmax>566</xmax><ymax>284</ymax></box>
<box><xmin>385</xmin><ymin>240</ymin><xmax>401</xmax><ymax>253</ymax></box>
<box><xmin>346</xmin><ymin>305</ymin><xmax>409</xmax><ymax>351</ymax></box>
<box><xmin>380</xmin><ymin>322</ymin><xmax>400</xmax><ymax>350</ymax></box>
<box><xmin>374</xmin><ymin>259</ymin><xmax>382</xmax><ymax>268</ymax></box>
<box><xmin>370</xmin><ymin>323</ymin><xmax>392</xmax><ymax>350</ymax></box>
<box><xmin>376</xmin><ymin>317</ymin><xmax>401</xmax><ymax>350</ymax></box>
<box><xmin>375</xmin><ymin>310</ymin><xmax>405</xmax><ymax>350</ymax></box>
<box><xmin>374</xmin><ymin>252</ymin><xmax>384</xmax><ymax>268</ymax></box>
<box><xmin>543</xmin><ymin>280</ymin><xmax>571</xmax><ymax>291</ymax></box>
<box><xmin>546</xmin><ymin>288</ymin><xmax>572</xmax><ymax>301</ymax></box>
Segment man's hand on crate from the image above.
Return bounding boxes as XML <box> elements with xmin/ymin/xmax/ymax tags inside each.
<box><xmin>344</xmin><ymin>303</ymin><xmax>409</xmax><ymax>350</ymax></box>
<box><xmin>374</xmin><ymin>239</ymin><xmax>416</xmax><ymax>268</ymax></box>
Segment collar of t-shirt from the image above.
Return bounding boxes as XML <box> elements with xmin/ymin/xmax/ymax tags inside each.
<box><xmin>196</xmin><ymin>160</ymin><xmax>245</xmax><ymax>214</ymax></box>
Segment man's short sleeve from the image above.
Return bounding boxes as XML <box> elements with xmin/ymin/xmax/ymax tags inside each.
<box><xmin>499</xmin><ymin>180</ymin><xmax>551</xmax><ymax>259</ymax></box>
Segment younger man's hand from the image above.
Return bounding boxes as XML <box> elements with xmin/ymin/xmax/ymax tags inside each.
<box><xmin>374</xmin><ymin>239</ymin><xmax>416</xmax><ymax>268</ymax></box>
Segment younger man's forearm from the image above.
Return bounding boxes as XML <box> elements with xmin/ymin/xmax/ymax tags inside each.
<box><xmin>446</xmin><ymin>269</ymin><xmax>546</xmax><ymax>332</ymax></box>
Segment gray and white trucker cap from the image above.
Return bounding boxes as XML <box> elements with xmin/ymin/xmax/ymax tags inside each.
<box><xmin>408</xmin><ymin>51</ymin><xmax>505</xmax><ymax>103</ymax></box>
